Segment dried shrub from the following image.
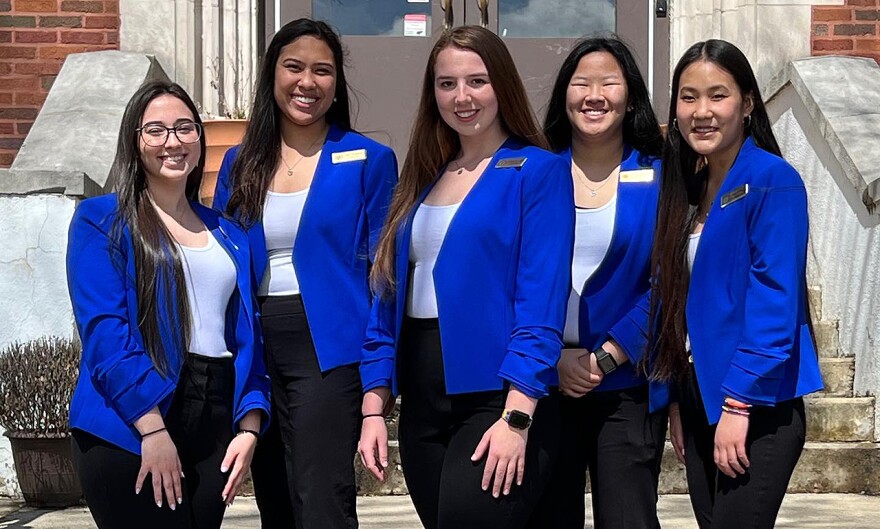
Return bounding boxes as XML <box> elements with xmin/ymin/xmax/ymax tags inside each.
<box><xmin>0</xmin><ymin>337</ymin><xmax>81</xmax><ymax>438</ymax></box>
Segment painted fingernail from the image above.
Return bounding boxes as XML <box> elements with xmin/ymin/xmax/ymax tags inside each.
<box><xmin>170</xmin><ymin>503</ymin><xmax>176</xmax><ymax>511</ymax></box>
<box><xmin>156</xmin><ymin>501</ymin><xmax>162</xmax><ymax>508</ymax></box>
<box><xmin>135</xmin><ymin>487</ymin><xmax>141</xmax><ymax>495</ymax></box>
<box><xmin>177</xmin><ymin>497</ymin><xmax>183</xmax><ymax>505</ymax></box>
<box><xmin>220</xmin><ymin>466</ymin><xmax>228</xmax><ymax>473</ymax></box>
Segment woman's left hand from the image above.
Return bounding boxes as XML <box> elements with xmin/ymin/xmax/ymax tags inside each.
<box><xmin>220</xmin><ymin>431</ymin><xmax>258</xmax><ymax>506</ymax></box>
<box><xmin>714</xmin><ymin>410</ymin><xmax>750</xmax><ymax>478</ymax></box>
<box><xmin>471</xmin><ymin>419</ymin><xmax>528</xmax><ymax>498</ymax></box>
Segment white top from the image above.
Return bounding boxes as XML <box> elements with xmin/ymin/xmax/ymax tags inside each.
<box><xmin>685</xmin><ymin>232</ymin><xmax>702</xmax><ymax>352</ymax></box>
<box><xmin>406</xmin><ymin>202</ymin><xmax>460</xmax><ymax>319</ymax></box>
<box><xmin>179</xmin><ymin>231</ymin><xmax>236</xmax><ymax>358</ymax></box>
<box><xmin>563</xmin><ymin>195</ymin><xmax>618</xmax><ymax>345</ymax></box>
<box><xmin>259</xmin><ymin>188</ymin><xmax>310</xmax><ymax>297</ymax></box>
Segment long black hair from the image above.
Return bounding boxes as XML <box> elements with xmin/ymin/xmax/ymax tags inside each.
<box><xmin>111</xmin><ymin>80</ymin><xmax>206</xmax><ymax>377</ymax></box>
<box><xmin>543</xmin><ymin>35</ymin><xmax>663</xmax><ymax>157</ymax></box>
<box><xmin>226</xmin><ymin>18</ymin><xmax>352</xmax><ymax>225</ymax></box>
<box><xmin>648</xmin><ymin>39</ymin><xmax>782</xmax><ymax>382</ymax></box>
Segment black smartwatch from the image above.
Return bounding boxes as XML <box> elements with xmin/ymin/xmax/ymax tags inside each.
<box><xmin>501</xmin><ymin>409</ymin><xmax>533</xmax><ymax>430</ymax></box>
<box><xmin>593</xmin><ymin>348</ymin><xmax>618</xmax><ymax>375</ymax></box>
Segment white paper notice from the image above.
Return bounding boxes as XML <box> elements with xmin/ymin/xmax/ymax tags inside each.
<box><xmin>403</xmin><ymin>14</ymin><xmax>428</xmax><ymax>37</ymax></box>
<box><xmin>408</xmin><ymin>0</ymin><xmax>430</xmax><ymax>3</ymax></box>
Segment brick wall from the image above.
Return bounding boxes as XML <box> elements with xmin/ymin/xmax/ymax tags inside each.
<box><xmin>0</xmin><ymin>0</ymin><xmax>118</xmax><ymax>168</ymax></box>
<box><xmin>813</xmin><ymin>0</ymin><xmax>880</xmax><ymax>65</ymax></box>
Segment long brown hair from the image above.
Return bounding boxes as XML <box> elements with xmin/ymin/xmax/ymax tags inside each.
<box><xmin>370</xmin><ymin>25</ymin><xmax>548</xmax><ymax>296</ymax></box>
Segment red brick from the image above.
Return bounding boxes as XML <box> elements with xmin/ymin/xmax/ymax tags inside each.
<box><xmin>813</xmin><ymin>23</ymin><xmax>830</xmax><ymax>36</ymax></box>
<box><xmin>814</xmin><ymin>38</ymin><xmax>855</xmax><ymax>51</ymax></box>
<box><xmin>0</xmin><ymin>92</ymin><xmax>12</xmax><ymax>105</ymax></box>
<box><xmin>855</xmin><ymin>9</ymin><xmax>880</xmax><ymax>20</ymax></box>
<box><xmin>848</xmin><ymin>0</ymin><xmax>878</xmax><ymax>7</ymax></box>
<box><xmin>0</xmin><ymin>30</ymin><xmax>9</xmax><ymax>41</ymax></box>
<box><xmin>0</xmin><ymin>1</ymin><xmax>10</xmax><ymax>12</ymax></box>
<box><xmin>0</xmin><ymin>45</ymin><xmax>36</xmax><ymax>58</ymax></box>
<box><xmin>61</xmin><ymin>1</ymin><xmax>104</xmax><ymax>13</ymax></box>
<box><xmin>16</xmin><ymin>122</ymin><xmax>33</xmax><ymax>135</ymax></box>
<box><xmin>0</xmin><ymin>62</ymin><xmax>10</xmax><ymax>75</ymax></box>
<box><xmin>61</xmin><ymin>29</ymin><xmax>103</xmax><ymax>43</ymax></box>
<box><xmin>14</xmin><ymin>91</ymin><xmax>46</xmax><ymax>105</ymax></box>
<box><xmin>40</xmin><ymin>74</ymin><xmax>55</xmax><ymax>90</ymax></box>
<box><xmin>14</xmin><ymin>29</ymin><xmax>57</xmax><ymax>42</ymax></box>
<box><xmin>854</xmin><ymin>39</ymin><xmax>880</xmax><ymax>51</ymax></box>
<box><xmin>103</xmin><ymin>0</ymin><xmax>117</xmax><ymax>14</ymax></box>
<box><xmin>38</xmin><ymin>16</ymin><xmax>82</xmax><ymax>28</ymax></box>
<box><xmin>83</xmin><ymin>14</ymin><xmax>116</xmax><ymax>28</ymax></box>
<box><xmin>0</xmin><ymin>108</ymin><xmax>38</xmax><ymax>120</ymax></box>
<box><xmin>16</xmin><ymin>0</ymin><xmax>58</xmax><ymax>12</ymax></box>
<box><xmin>0</xmin><ymin>15</ymin><xmax>37</xmax><ymax>27</ymax></box>
<box><xmin>834</xmin><ymin>23</ymin><xmax>877</xmax><ymax>36</ymax></box>
<box><xmin>0</xmin><ymin>76</ymin><xmax>39</xmax><ymax>91</ymax></box>
<box><xmin>814</xmin><ymin>8</ymin><xmax>854</xmax><ymax>22</ymax></box>
<box><xmin>0</xmin><ymin>138</ymin><xmax>24</xmax><ymax>150</ymax></box>
<box><xmin>38</xmin><ymin>44</ymin><xmax>90</xmax><ymax>59</ymax></box>
<box><xmin>0</xmin><ymin>152</ymin><xmax>17</xmax><ymax>167</ymax></box>
<box><xmin>105</xmin><ymin>28</ymin><xmax>116</xmax><ymax>44</ymax></box>
<box><xmin>14</xmin><ymin>60</ymin><xmax>61</xmax><ymax>74</ymax></box>
<box><xmin>0</xmin><ymin>123</ymin><xmax>13</xmax><ymax>135</ymax></box>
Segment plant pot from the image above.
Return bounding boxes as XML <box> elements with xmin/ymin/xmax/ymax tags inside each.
<box><xmin>201</xmin><ymin>119</ymin><xmax>248</xmax><ymax>207</ymax></box>
<box><xmin>6</xmin><ymin>432</ymin><xmax>82</xmax><ymax>508</ymax></box>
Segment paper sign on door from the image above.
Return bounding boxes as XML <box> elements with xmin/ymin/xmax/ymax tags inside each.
<box><xmin>404</xmin><ymin>14</ymin><xmax>428</xmax><ymax>37</ymax></box>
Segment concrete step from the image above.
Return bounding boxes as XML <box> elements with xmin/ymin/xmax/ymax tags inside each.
<box><xmin>806</xmin><ymin>396</ymin><xmax>875</xmax><ymax>442</ymax></box>
<box><xmin>808</xmin><ymin>285</ymin><xmax>823</xmax><ymax>321</ymax></box>
<box><xmin>815</xmin><ymin>320</ymin><xmax>847</xmax><ymax>358</ymax></box>
<box><xmin>819</xmin><ymin>357</ymin><xmax>855</xmax><ymax>397</ymax></box>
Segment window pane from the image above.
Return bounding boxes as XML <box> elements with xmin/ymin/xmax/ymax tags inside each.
<box><xmin>313</xmin><ymin>0</ymin><xmax>432</xmax><ymax>37</ymax></box>
<box><xmin>499</xmin><ymin>0</ymin><xmax>616</xmax><ymax>38</ymax></box>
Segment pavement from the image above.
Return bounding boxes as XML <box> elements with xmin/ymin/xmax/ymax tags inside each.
<box><xmin>1</xmin><ymin>493</ymin><xmax>879</xmax><ymax>528</ymax></box>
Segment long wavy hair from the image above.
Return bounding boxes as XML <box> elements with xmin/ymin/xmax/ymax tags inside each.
<box><xmin>370</xmin><ymin>25</ymin><xmax>548</xmax><ymax>296</ymax></box>
<box><xmin>647</xmin><ymin>39</ymin><xmax>782</xmax><ymax>382</ymax></box>
<box><xmin>226</xmin><ymin>18</ymin><xmax>352</xmax><ymax>225</ymax></box>
<box><xmin>111</xmin><ymin>80</ymin><xmax>205</xmax><ymax>377</ymax></box>
<box><xmin>543</xmin><ymin>35</ymin><xmax>663</xmax><ymax>157</ymax></box>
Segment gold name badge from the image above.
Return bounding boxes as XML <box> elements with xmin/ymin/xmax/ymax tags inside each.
<box><xmin>619</xmin><ymin>169</ymin><xmax>655</xmax><ymax>183</ymax></box>
<box><xmin>495</xmin><ymin>157</ymin><xmax>527</xmax><ymax>169</ymax></box>
<box><xmin>332</xmin><ymin>149</ymin><xmax>367</xmax><ymax>164</ymax></box>
<box><xmin>721</xmin><ymin>184</ymin><xmax>750</xmax><ymax>208</ymax></box>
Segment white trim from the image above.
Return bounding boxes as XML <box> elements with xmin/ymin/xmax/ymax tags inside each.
<box><xmin>274</xmin><ymin>0</ymin><xmax>281</xmax><ymax>33</ymax></box>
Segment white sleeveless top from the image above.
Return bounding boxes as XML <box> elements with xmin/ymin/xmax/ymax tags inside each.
<box><xmin>685</xmin><ymin>232</ymin><xmax>702</xmax><ymax>352</ymax></box>
<box><xmin>259</xmin><ymin>188</ymin><xmax>310</xmax><ymax>297</ymax></box>
<box><xmin>406</xmin><ymin>202</ymin><xmax>461</xmax><ymax>319</ymax></box>
<box><xmin>563</xmin><ymin>195</ymin><xmax>617</xmax><ymax>345</ymax></box>
<box><xmin>179</xmin><ymin>231</ymin><xmax>236</xmax><ymax>358</ymax></box>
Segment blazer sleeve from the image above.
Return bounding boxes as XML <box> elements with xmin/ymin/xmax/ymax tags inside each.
<box><xmin>66</xmin><ymin>205</ymin><xmax>176</xmax><ymax>425</ymax></box>
<box><xmin>211</xmin><ymin>146</ymin><xmax>237</xmax><ymax>213</ymax></box>
<box><xmin>720</xmin><ymin>181</ymin><xmax>810</xmax><ymax>405</ymax></box>
<box><xmin>360</xmin><ymin>293</ymin><xmax>397</xmax><ymax>393</ymax></box>
<box><xmin>498</xmin><ymin>157</ymin><xmax>575</xmax><ymax>398</ymax></box>
<box><xmin>364</xmin><ymin>147</ymin><xmax>398</xmax><ymax>260</ymax></box>
<box><xmin>235</xmin><ymin>339</ymin><xmax>272</xmax><ymax>433</ymax></box>
<box><xmin>608</xmin><ymin>288</ymin><xmax>652</xmax><ymax>365</ymax></box>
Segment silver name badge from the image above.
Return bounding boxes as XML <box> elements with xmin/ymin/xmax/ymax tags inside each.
<box><xmin>495</xmin><ymin>157</ymin><xmax>527</xmax><ymax>169</ymax></box>
<box><xmin>721</xmin><ymin>184</ymin><xmax>749</xmax><ymax>208</ymax></box>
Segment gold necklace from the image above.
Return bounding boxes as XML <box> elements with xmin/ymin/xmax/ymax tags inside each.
<box><xmin>280</xmin><ymin>128</ymin><xmax>327</xmax><ymax>177</ymax></box>
<box><xmin>573</xmin><ymin>163</ymin><xmax>619</xmax><ymax>197</ymax></box>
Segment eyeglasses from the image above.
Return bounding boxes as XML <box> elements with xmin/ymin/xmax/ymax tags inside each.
<box><xmin>137</xmin><ymin>122</ymin><xmax>203</xmax><ymax>147</ymax></box>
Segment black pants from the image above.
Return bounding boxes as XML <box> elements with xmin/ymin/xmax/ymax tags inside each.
<box><xmin>252</xmin><ymin>294</ymin><xmax>361</xmax><ymax>529</ymax></box>
<box><xmin>397</xmin><ymin>317</ymin><xmax>561</xmax><ymax>529</ymax></box>
<box><xmin>528</xmin><ymin>385</ymin><xmax>667</xmax><ymax>529</ymax></box>
<box><xmin>72</xmin><ymin>354</ymin><xmax>234</xmax><ymax>529</ymax></box>
<box><xmin>678</xmin><ymin>365</ymin><xmax>806</xmax><ymax>529</ymax></box>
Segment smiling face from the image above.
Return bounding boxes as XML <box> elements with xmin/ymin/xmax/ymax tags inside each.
<box><xmin>138</xmin><ymin>94</ymin><xmax>201</xmax><ymax>188</ymax></box>
<box><xmin>433</xmin><ymin>46</ymin><xmax>502</xmax><ymax>140</ymax></box>
<box><xmin>273</xmin><ymin>35</ymin><xmax>337</xmax><ymax>128</ymax></box>
<box><xmin>565</xmin><ymin>51</ymin><xmax>629</xmax><ymax>145</ymax></box>
<box><xmin>676</xmin><ymin>59</ymin><xmax>753</xmax><ymax>165</ymax></box>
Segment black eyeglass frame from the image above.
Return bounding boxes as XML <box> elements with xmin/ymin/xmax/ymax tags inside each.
<box><xmin>136</xmin><ymin>122</ymin><xmax>203</xmax><ymax>147</ymax></box>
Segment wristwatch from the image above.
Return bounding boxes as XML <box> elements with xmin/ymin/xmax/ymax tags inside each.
<box><xmin>593</xmin><ymin>348</ymin><xmax>619</xmax><ymax>376</ymax></box>
<box><xmin>501</xmin><ymin>409</ymin><xmax>533</xmax><ymax>430</ymax></box>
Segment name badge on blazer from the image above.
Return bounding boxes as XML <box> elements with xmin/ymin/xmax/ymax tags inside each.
<box><xmin>721</xmin><ymin>184</ymin><xmax>749</xmax><ymax>208</ymax></box>
<box><xmin>619</xmin><ymin>168</ymin><xmax>654</xmax><ymax>183</ymax></box>
<box><xmin>332</xmin><ymin>149</ymin><xmax>367</xmax><ymax>164</ymax></box>
<box><xmin>495</xmin><ymin>157</ymin><xmax>527</xmax><ymax>169</ymax></box>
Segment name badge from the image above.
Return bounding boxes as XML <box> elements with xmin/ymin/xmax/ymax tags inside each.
<box><xmin>721</xmin><ymin>184</ymin><xmax>749</xmax><ymax>208</ymax></box>
<box><xmin>495</xmin><ymin>157</ymin><xmax>527</xmax><ymax>169</ymax></box>
<box><xmin>619</xmin><ymin>168</ymin><xmax>654</xmax><ymax>183</ymax></box>
<box><xmin>332</xmin><ymin>149</ymin><xmax>367</xmax><ymax>164</ymax></box>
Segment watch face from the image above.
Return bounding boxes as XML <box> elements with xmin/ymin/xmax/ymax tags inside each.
<box><xmin>595</xmin><ymin>351</ymin><xmax>617</xmax><ymax>375</ymax></box>
<box><xmin>505</xmin><ymin>410</ymin><xmax>532</xmax><ymax>430</ymax></box>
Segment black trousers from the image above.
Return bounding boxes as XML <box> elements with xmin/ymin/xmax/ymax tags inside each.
<box><xmin>397</xmin><ymin>317</ymin><xmax>561</xmax><ymax>529</ymax></box>
<box><xmin>528</xmin><ymin>385</ymin><xmax>667</xmax><ymax>529</ymax></box>
<box><xmin>678</xmin><ymin>365</ymin><xmax>806</xmax><ymax>529</ymax></box>
<box><xmin>72</xmin><ymin>354</ymin><xmax>234</xmax><ymax>529</ymax></box>
<box><xmin>252</xmin><ymin>294</ymin><xmax>361</xmax><ymax>529</ymax></box>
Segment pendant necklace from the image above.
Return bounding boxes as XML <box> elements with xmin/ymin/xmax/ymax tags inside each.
<box><xmin>573</xmin><ymin>163</ymin><xmax>618</xmax><ymax>197</ymax></box>
<box><xmin>280</xmin><ymin>128</ymin><xmax>327</xmax><ymax>177</ymax></box>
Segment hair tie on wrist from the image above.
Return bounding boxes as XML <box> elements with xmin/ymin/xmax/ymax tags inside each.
<box><xmin>362</xmin><ymin>413</ymin><xmax>384</xmax><ymax>420</ymax></box>
<box><xmin>236</xmin><ymin>429</ymin><xmax>260</xmax><ymax>439</ymax></box>
<box><xmin>141</xmin><ymin>426</ymin><xmax>167</xmax><ymax>440</ymax></box>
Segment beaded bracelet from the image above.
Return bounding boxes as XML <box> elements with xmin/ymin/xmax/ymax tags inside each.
<box><xmin>721</xmin><ymin>404</ymin><xmax>750</xmax><ymax>417</ymax></box>
<box><xmin>723</xmin><ymin>397</ymin><xmax>752</xmax><ymax>410</ymax></box>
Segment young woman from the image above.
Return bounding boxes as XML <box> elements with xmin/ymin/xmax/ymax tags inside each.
<box><xmin>529</xmin><ymin>36</ymin><xmax>668</xmax><ymax>529</ymax></box>
<box><xmin>357</xmin><ymin>26</ymin><xmax>574</xmax><ymax>529</ymax></box>
<box><xmin>651</xmin><ymin>39</ymin><xmax>824</xmax><ymax>529</ymax></box>
<box><xmin>67</xmin><ymin>80</ymin><xmax>269</xmax><ymax>529</ymax></box>
<box><xmin>212</xmin><ymin>18</ymin><xmax>398</xmax><ymax>529</ymax></box>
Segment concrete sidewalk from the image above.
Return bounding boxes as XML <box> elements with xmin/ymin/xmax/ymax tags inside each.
<box><xmin>1</xmin><ymin>493</ymin><xmax>879</xmax><ymax>528</ymax></box>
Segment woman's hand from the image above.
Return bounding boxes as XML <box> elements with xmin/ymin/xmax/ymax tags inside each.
<box><xmin>714</xmin><ymin>408</ymin><xmax>750</xmax><ymax>478</ymax></box>
<box><xmin>557</xmin><ymin>348</ymin><xmax>602</xmax><ymax>398</ymax></box>
<box><xmin>220</xmin><ymin>432</ymin><xmax>258</xmax><ymax>506</ymax></box>
<box><xmin>471</xmin><ymin>419</ymin><xmax>528</xmax><ymax>498</ymax></box>
<box><xmin>358</xmin><ymin>417</ymin><xmax>389</xmax><ymax>482</ymax></box>
<box><xmin>669</xmin><ymin>402</ymin><xmax>686</xmax><ymax>464</ymax></box>
<box><xmin>136</xmin><ymin>430</ymin><xmax>183</xmax><ymax>510</ymax></box>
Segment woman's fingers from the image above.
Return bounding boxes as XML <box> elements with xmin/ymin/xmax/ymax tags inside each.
<box><xmin>502</xmin><ymin>458</ymin><xmax>517</xmax><ymax>496</ymax></box>
<box><xmin>481</xmin><ymin>452</ymin><xmax>498</xmax><ymax>492</ymax></box>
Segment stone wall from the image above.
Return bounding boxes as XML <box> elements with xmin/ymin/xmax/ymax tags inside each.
<box><xmin>0</xmin><ymin>0</ymin><xmax>120</xmax><ymax>168</ymax></box>
<box><xmin>812</xmin><ymin>0</ymin><xmax>880</xmax><ymax>64</ymax></box>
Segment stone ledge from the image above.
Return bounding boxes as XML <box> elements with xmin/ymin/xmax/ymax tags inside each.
<box><xmin>0</xmin><ymin>169</ymin><xmax>101</xmax><ymax>198</ymax></box>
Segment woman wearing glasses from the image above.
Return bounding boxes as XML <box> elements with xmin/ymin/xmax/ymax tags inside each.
<box><xmin>68</xmin><ymin>80</ymin><xmax>270</xmax><ymax>529</ymax></box>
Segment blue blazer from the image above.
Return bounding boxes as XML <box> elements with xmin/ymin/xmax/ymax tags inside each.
<box><xmin>687</xmin><ymin>137</ymin><xmax>823</xmax><ymax>424</ymax></box>
<box><xmin>67</xmin><ymin>194</ymin><xmax>271</xmax><ymax>455</ymax></box>
<box><xmin>213</xmin><ymin>124</ymin><xmax>398</xmax><ymax>372</ymax></box>
<box><xmin>560</xmin><ymin>146</ymin><xmax>665</xmax><ymax>406</ymax></box>
<box><xmin>360</xmin><ymin>138</ymin><xmax>575</xmax><ymax>399</ymax></box>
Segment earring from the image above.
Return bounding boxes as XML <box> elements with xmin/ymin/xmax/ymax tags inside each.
<box><xmin>744</xmin><ymin>115</ymin><xmax>752</xmax><ymax>128</ymax></box>
<box><xmin>333</xmin><ymin>97</ymin><xmax>337</xmax><ymax>103</ymax></box>
<box><xmin>671</xmin><ymin>118</ymin><xmax>678</xmax><ymax>130</ymax></box>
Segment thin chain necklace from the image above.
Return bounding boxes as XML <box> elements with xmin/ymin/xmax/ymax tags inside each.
<box><xmin>280</xmin><ymin>127</ymin><xmax>327</xmax><ymax>177</ymax></box>
<box><xmin>572</xmin><ymin>163</ymin><xmax>619</xmax><ymax>197</ymax></box>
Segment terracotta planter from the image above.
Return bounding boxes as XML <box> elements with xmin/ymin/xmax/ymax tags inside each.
<box><xmin>201</xmin><ymin>119</ymin><xmax>248</xmax><ymax>206</ymax></box>
<box><xmin>6</xmin><ymin>432</ymin><xmax>82</xmax><ymax>508</ymax></box>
